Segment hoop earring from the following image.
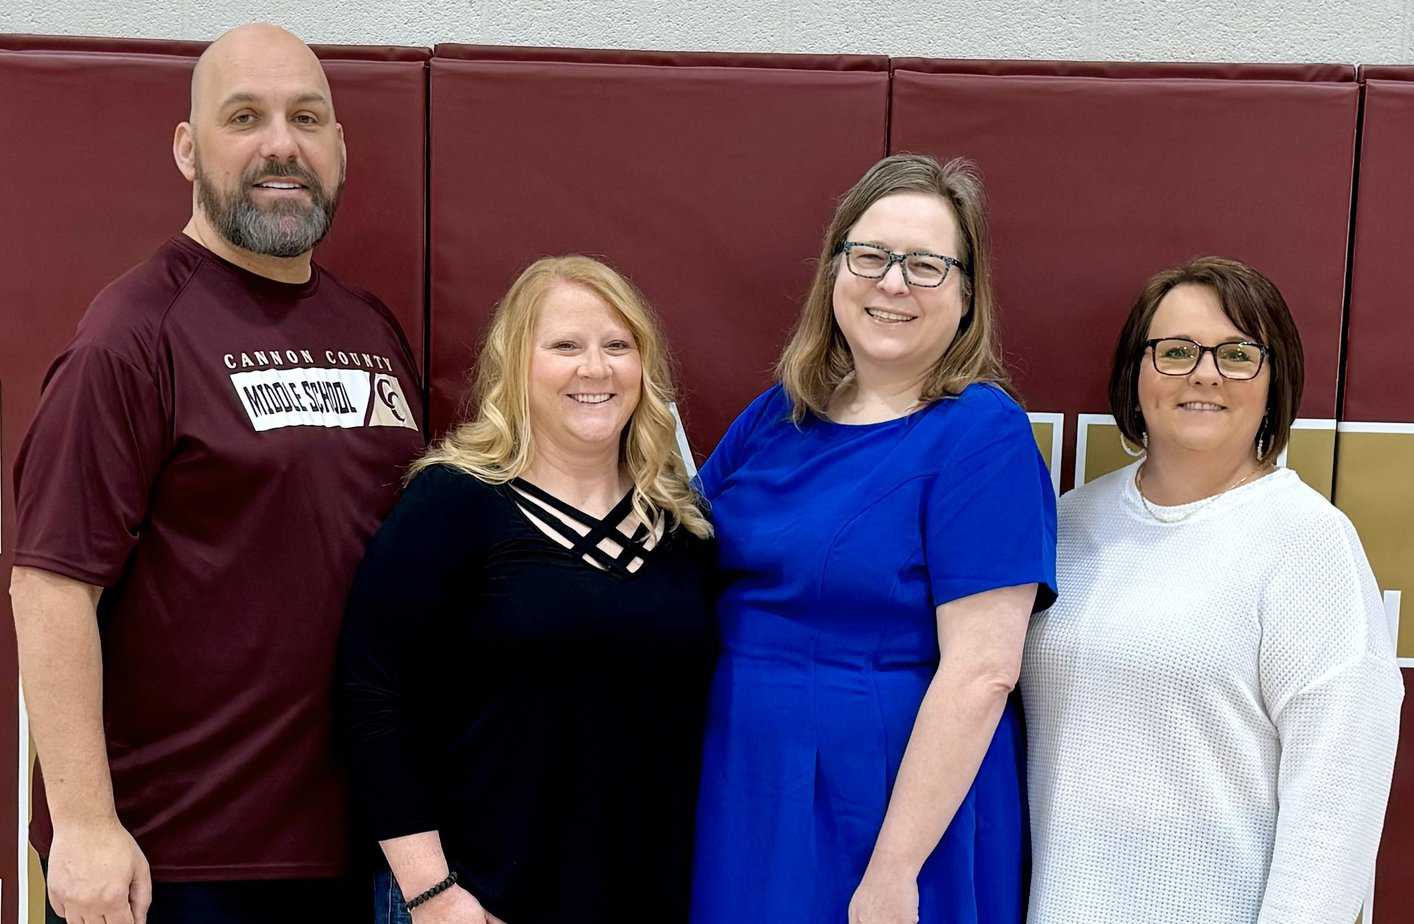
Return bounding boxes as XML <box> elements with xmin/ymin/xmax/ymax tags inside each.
<box><xmin>1121</xmin><ymin>432</ymin><xmax>1148</xmax><ymax>458</ymax></box>
<box><xmin>1255</xmin><ymin>414</ymin><xmax>1269</xmax><ymax>460</ymax></box>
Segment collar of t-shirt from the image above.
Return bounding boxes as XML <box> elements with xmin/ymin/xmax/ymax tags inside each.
<box><xmin>169</xmin><ymin>233</ymin><xmax>322</xmax><ymax>300</ymax></box>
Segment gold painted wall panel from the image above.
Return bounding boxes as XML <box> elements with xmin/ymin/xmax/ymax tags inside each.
<box><xmin>1082</xmin><ymin>422</ymin><xmax>1135</xmax><ymax>486</ymax></box>
<box><xmin>1333</xmin><ymin>430</ymin><xmax>1414</xmax><ymax>658</ymax></box>
<box><xmin>28</xmin><ymin>847</ymin><xmax>42</xmax><ymax>924</ymax></box>
<box><xmin>27</xmin><ymin>740</ymin><xmax>40</xmax><ymax>924</ymax></box>
<box><xmin>1078</xmin><ymin>420</ymin><xmax>1337</xmax><ymax>498</ymax></box>
<box><xmin>1031</xmin><ymin>421</ymin><xmax>1054</xmax><ymax>468</ymax></box>
<box><xmin>1287</xmin><ymin>427</ymin><xmax>1336</xmax><ymax>501</ymax></box>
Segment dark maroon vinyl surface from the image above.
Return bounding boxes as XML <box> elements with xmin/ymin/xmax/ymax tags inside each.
<box><xmin>0</xmin><ymin>33</ymin><xmax>428</xmax><ymax>62</ymax></box>
<box><xmin>1347</xmin><ymin>65</ymin><xmax>1414</xmax><ymax>918</ymax></box>
<box><xmin>890</xmin><ymin>64</ymin><xmax>1357</xmax><ymax>487</ymax></box>
<box><xmin>427</xmin><ymin>49</ymin><xmax>889</xmax><ymax>450</ymax></box>
<box><xmin>1359</xmin><ymin>65</ymin><xmax>1414</xmax><ymax>82</ymax></box>
<box><xmin>435</xmin><ymin>42</ymin><xmax>885</xmax><ymax>71</ymax></box>
<box><xmin>311</xmin><ymin>56</ymin><xmax>429</xmax><ymax>363</ymax></box>
<box><xmin>893</xmin><ymin>57</ymin><xmax>1355</xmax><ymax>82</ymax></box>
<box><xmin>1380</xmin><ymin>678</ymin><xmax>1414</xmax><ymax>918</ymax></box>
<box><xmin>1344</xmin><ymin>70</ymin><xmax>1414</xmax><ymax>423</ymax></box>
<box><xmin>0</xmin><ymin>49</ymin><xmax>195</xmax><ymax>924</ymax></box>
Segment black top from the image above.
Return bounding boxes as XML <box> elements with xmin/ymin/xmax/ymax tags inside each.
<box><xmin>338</xmin><ymin>465</ymin><xmax>716</xmax><ymax>922</ymax></box>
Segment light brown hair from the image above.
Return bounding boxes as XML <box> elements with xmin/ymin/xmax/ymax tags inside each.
<box><xmin>1108</xmin><ymin>256</ymin><xmax>1305</xmax><ymax>464</ymax></box>
<box><xmin>777</xmin><ymin>153</ymin><xmax>1014</xmax><ymax>421</ymax></box>
<box><xmin>410</xmin><ymin>255</ymin><xmax>711</xmax><ymax>539</ymax></box>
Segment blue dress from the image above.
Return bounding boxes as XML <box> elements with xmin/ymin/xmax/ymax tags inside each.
<box><xmin>690</xmin><ymin>383</ymin><xmax>1057</xmax><ymax>923</ymax></box>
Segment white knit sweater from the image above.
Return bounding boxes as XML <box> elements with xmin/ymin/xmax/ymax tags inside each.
<box><xmin>1021</xmin><ymin>463</ymin><xmax>1403</xmax><ymax>924</ymax></box>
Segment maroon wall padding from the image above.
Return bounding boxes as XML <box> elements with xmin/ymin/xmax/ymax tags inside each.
<box><xmin>889</xmin><ymin>62</ymin><xmax>1357</xmax><ymax>489</ymax></box>
<box><xmin>1344</xmin><ymin>68</ymin><xmax>1414</xmax><ymax>424</ymax></box>
<box><xmin>1346</xmin><ymin>65</ymin><xmax>1414</xmax><ymax>918</ymax></box>
<box><xmin>0</xmin><ymin>45</ymin><xmax>193</xmax><ymax>924</ymax></box>
<box><xmin>440</xmin><ymin>43</ymin><xmax>885</xmax><ymax>71</ymax></box>
<box><xmin>0</xmin><ymin>36</ymin><xmax>428</xmax><ymax>924</ymax></box>
<box><xmin>0</xmin><ymin>33</ymin><xmax>428</xmax><ymax>62</ymax></box>
<box><xmin>895</xmin><ymin>57</ymin><xmax>1354</xmax><ymax>82</ymax></box>
<box><xmin>1384</xmin><ymin>676</ymin><xmax>1414</xmax><ymax>919</ymax></box>
<box><xmin>426</xmin><ymin>45</ymin><xmax>889</xmax><ymax>448</ymax></box>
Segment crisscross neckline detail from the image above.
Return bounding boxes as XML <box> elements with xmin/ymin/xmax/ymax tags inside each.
<box><xmin>510</xmin><ymin>478</ymin><xmax>657</xmax><ymax>576</ymax></box>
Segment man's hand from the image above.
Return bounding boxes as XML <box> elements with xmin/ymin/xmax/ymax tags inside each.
<box><xmin>47</xmin><ymin>817</ymin><xmax>151</xmax><ymax>924</ymax></box>
<box><xmin>11</xmin><ymin>567</ymin><xmax>145</xmax><ymax>923</ymax></box>
<box><xmin>409</xmin><ymin>883</ymin><xmax>508</xmax><ymax>924</ymax></box>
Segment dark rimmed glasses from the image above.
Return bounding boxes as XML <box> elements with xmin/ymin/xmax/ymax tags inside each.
<box><xmin>1145</xmin><ymin>337</ymin><xmax>1268</xmax><ymax>380</ymax></box>
<box><xmin>835</xmin><ymin>241</ymin><xmax>968</xmax><ymax>288</ymax></box>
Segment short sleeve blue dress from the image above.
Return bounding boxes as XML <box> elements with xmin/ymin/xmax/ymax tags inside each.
<box><xmin>690</xmin><ymin>382</ymin><xmax>1057</xmax><ymax>924</ymax></box>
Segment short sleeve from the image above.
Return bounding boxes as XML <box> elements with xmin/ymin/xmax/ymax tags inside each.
<box><xmin>697</xmin><ymin>385</ymin><xmax>787</xmax><ymax>502</ymax></box>
<box><xmin>922</xmin><ymin>388</ymin><xmax>1057</xmax><ymax>611</ymax></box>
<box><xmin>13</xmin><ymin>345</ymin><xmax>170</xmax><ymax>587</ymax></box>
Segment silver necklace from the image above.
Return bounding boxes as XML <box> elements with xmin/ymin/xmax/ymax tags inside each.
<box><xmin>1133</xmin><ymin>461</ymin><xmax>1272</xmax><ymax>523</ymax></box>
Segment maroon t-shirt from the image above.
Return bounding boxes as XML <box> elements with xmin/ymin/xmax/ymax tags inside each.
<box><xmin>13</xmin><ymin>235</ymin><xmax>425</xmax><ymax>880</ymax></box>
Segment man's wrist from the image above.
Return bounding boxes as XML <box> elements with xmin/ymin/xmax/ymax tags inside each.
<box><xmin>48</xmin><ymin>805</ymin><xmax>122</xmax><ymax>829</ymax></box>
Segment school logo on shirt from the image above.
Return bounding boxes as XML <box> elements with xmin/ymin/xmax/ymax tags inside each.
<box><xmin>230</xmin><ymin>367</ymin><xmax>418</xmax><ymax>432</ymax></box>
<box><xmin>368</xmin><ymin>373</ymin><xmax>419</xmax><ymax>430</ymax></box>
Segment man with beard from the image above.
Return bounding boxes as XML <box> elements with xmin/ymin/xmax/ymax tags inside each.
<box><xmin>9</xmin><ymin>23</ymin><xmax>424</xmax><ymax>924</ymax></box>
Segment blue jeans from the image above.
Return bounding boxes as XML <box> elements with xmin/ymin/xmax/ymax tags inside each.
<box><xmin>372</xmin><ymin>869</ymin><xmax>414</xmax><ymax>924</ymax></box>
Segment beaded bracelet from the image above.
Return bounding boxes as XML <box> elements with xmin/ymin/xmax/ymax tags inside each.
<box><xmin>405</xmin><ymin>871</ymin><xmax>459</xmax><ymax>910</ymax></box>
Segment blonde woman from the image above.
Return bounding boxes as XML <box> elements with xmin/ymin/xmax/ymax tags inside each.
<box><xmin>690</xmin><ymin>155</ymin><xmax>1056</xmax><ymax>924</ymax></box>
<box><xmin>340</xmin><ymin>256</ymin><xmax>715</xmax><ymax>924</ymax></box>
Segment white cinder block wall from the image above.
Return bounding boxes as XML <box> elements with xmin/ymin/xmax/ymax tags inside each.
<box><xmin>3</xmin><ymin>0</ymin><xmax>1413</xmax><ymax>63</ymax></box>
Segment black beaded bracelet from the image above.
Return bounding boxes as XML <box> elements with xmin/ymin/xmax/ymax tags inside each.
<box><xmin>405</xmin><ymin>871</ymin><xmax>459</xmax><ymax>910</ymax></box>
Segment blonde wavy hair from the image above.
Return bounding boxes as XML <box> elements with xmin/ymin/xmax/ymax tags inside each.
<box><xmin>409</xmin><ymin>255</ymin><xmax>711</xmax><ymax>539</ymax></box>
<box><xmin>778</xmin><ymin>153</ymin><xmax>1016</xmax><ymax>422</ymax></box>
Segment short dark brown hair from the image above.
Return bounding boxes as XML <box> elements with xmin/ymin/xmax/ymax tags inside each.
<box><xmin>1108</xmin><ymin>256</ymin><xmax>1304</xmax><ymax>464</ymax></box>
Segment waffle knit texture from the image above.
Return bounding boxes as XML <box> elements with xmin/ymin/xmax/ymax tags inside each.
<box><xmin>1021</xmin><ymin>462</ymin><xmax>1402</xmax><ymax>924</ymax></box>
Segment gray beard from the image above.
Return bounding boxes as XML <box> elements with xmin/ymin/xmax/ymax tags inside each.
<box><xmin>195</xmin><ymin>159</ymin><xmax>342</xmax><ymax>259</ymax></box>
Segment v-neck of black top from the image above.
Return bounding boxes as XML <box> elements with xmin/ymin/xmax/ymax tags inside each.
<box><xmin>508</xmin><ymin>477</ymin><xmax>653</xmax><ymax>578</ymax></box>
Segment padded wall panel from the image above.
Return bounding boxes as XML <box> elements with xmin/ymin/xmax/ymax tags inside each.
<box><xmin>890</xmin><ymin>61</ymin><xmax>1357</xmax><ymax>492</ymax></box>
<box><xmin>893</xmin><ymin>58</ymin><xmax>1352</xmax><ymax>81</ymax></box>
<box><xmin>1339</xmin><ymin>65</ymin><xmax>1414</xmax><ymax>919</ymax></box>
<box><xmin>427</xmin><ymin>45</ymin><xmax>889</xmax><ymax>448</ymax></box>
<box><xmin>1344</xmin><ymin>71</ymin><xmax>1414</xmax><ymax>425</ymax></box>
<box><xmin>0</xmin><ymin>35</ymin><xmax>429</xmax><ymax>924</ymax></box>
<box><xmin>1380</xmin><ymin>676</ymin><xmax>1414</xmax><ymax>922</ymax></box>
<box><xmin>0</xmin><ymin>45</ymin><xmax>193</xmax><ymax>924</ymax></box>
<box><xmin>312</xmin><ymin>55</ymin><xmax>429</xmax><ymax>364</ymax></box>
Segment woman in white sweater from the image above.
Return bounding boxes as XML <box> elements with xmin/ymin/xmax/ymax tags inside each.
<box><xmin>1021</xmin><ymin>256</ymin><xmax>1403</xmax><ymax>923</ymax></box>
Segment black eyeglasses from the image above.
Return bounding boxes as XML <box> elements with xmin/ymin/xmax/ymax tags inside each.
<box><xmin>835</xmin><ymin>241</ymin><xmax>968</xmax><ymax>288</ymax></box>
<box><xmin>1144</xmin><ymin>337</ymin><xmax>1268</xmax><ymax>380</ymax></box>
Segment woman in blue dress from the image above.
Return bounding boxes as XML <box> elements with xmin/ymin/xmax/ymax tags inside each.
<box><xmin>690</xmin><ymin>154</ymin><xmax>1057</xmax><ymax>924</ymax></box>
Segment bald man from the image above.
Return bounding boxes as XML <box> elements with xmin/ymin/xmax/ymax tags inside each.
<box><xmin>10</xmin><ymin>24</ymin><xmax>424</xmax><ymax>924</ymax></box>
